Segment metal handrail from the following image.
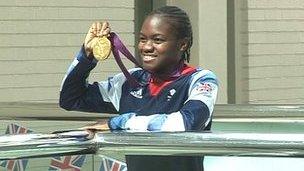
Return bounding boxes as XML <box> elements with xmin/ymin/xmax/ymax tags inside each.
<box><xmin>97</xmin><ymin>132</ymin><xmax>304</xmax><ymax>158</ymax></box>
<box><xmin>0</xmin><ymin>102</ymin><xmax>110</xmax><ymax>121</ymax></box>
<box><xmin>1</xmin><ymin>131</ymin><xmax>304</xmax><ymax>160</ymax></box>
<box><xmin>1</xmin><ymin>102</ymin><xmax>304</xmax><ymax>160</ymax></box>
<box><xmin>1</xmin><ymin>102</ymin><xmax>304</xmax><ymax>121</ymax></box>
<box><xmin>0</xmin><ymin>131</ymin><xmax>95</xmax><ymax>160</ymax></box>
<box><xmin>214</xmin><ymin>104</ymin><xmax>304</xmax><ymax>118</ymax></box>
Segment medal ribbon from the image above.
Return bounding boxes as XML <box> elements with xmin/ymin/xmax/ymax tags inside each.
<box><xmin>109</xmin><ymin>32</ymin><xmax>143</xmax><ymax>87</ymax></box>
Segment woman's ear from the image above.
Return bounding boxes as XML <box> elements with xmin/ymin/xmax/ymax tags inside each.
<box><xmin>179</xmin><ymin>38</ymin><xmax>190</xmax><ymax>52</ymax></box>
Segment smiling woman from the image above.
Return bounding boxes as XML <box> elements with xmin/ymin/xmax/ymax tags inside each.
<box><xmin>138</xmin><ymin>15</ymin><xmax>188</xmax><ymax>75</ymax></box>
<box><xmin>59</xmin><ymin>5</ymin><xmax>218</xmax><ymax>171</ymax></box>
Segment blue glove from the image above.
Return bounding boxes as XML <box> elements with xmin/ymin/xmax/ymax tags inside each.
<box><xmin>147</xmin><ymin>114</ymin><xmax>167</xmax><ymax>131</ymax></box>
<box><xmin>108</xmin><ymin>113</ymin><xmax>136</xmax><ymax>130</ymax></box>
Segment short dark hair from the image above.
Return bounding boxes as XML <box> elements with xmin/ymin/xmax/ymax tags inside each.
<box><xmin>148</xmin><ymin>6</ymin><xmax>193</xmax><ymax>62</ymax></box>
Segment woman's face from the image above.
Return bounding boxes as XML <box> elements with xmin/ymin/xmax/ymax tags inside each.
<box><xmin>138</xmin><ymin>15</ymin><xmax>186</xmax><ymax>75</ymax></box>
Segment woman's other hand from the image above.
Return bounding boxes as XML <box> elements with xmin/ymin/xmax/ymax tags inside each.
<box><xmin>84</xmin><ymin>21</ymin><xmax>111</xmax><ymax>57</ymax></box>
<box><xmin>80</xmin><ymin>119</ymin><xmax>110</xmax><ymax>131</ymax></box>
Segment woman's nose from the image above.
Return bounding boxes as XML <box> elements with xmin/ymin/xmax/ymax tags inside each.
<box><xmin>142</xmin><ymin>40</ymin><xmax>153</xmax><ymax>52</ymax></box>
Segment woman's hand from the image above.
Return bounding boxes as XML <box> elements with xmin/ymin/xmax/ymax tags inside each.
<box><xmin>81</xmin><ymin>119</ymin><xmax>110</xmax><ymax>131</ymax></box>
<box><xmin>84</xmin><ymin>21</ymin><xmax>111</xmax><ymax>57</ymax></box>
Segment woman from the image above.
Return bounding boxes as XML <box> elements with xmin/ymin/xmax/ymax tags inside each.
<box><xmin>60</xmin><ymin>6</ymin><xmax>218</xmax><ymax>171</ymax></box>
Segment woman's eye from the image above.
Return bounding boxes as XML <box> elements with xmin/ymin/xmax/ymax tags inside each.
<box><xmin>153</xmin><ymin>38</ymin><xmax>165</xmax><ymax>44</ymax></box>
<box><xmin>139</xmin><ymin>37</ymin><xmax>147</xmax><ymax>43</ymax></box>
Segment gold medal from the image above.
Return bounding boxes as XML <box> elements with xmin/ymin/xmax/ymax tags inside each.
<box><xmin>93</xmin><ymin>36</ymin><xmax>111</xmax><ymax>61</ymax></box>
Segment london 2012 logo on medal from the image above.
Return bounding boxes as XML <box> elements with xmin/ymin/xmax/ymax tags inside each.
<box><xmin>93</xmin><ymin>36</ymin><xmax>112</xmax><ymax>61</ymax></box>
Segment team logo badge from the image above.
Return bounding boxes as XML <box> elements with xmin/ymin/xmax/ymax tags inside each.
<box><xmin>196</xmin><ymin>83</ymin><xmax>213</xmax><ymax>93</ymax></box>
<box><xmin>167</xmin><ymin>89</ymin><xmax>176</xmax><ymax>101</ymax></box>
<box><xmin>130</xmin><ymin>88</ymin><xmax>143</xmax><ymax>98</ymax></box>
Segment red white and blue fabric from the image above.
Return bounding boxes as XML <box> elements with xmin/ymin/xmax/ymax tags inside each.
<box><xmin>48</xmin><ymin>155</ymin><xmax>86</xmax><ymax>171</ymax></box>
<box><xmin>0</xmin><ymin>123</ymin><xmax>33</xmax><ymax>171</ymax></box>
<box><xmin>99</xmin><ymin>156</ymin><xmax>127</xmax><ymax>171</ymax></box>
<box><xmin>60</xmin><ymin>46</ymin><xmax>218</xmax><ymax>131</ymax></box>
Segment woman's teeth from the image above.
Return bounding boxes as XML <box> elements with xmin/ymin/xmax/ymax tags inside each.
<box><xmin>143</xmin><ymin>55</ymin><xmax>155</xmax><ymax>61</ymax></box>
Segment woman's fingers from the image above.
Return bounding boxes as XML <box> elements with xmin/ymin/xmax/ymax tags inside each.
<box><xmin>103</xmin><ymin>27</ymin><xmax>111</xmax><ymax>36</ymax></box>
<box><xmin>84</xmin><ymin>21</ymin><xmax>111</xmax><ymax>56</ymax></box>
<box><xmin>96</xmin><ymin>22</ymin><xmax>102</xmax><ymax>36</ymax></box>
<box><xmin>80</xmin><ymin>120</ymin><xmax>110</xmax><ymax>131</ymax></box>
<box><xmin>81</xmin><ymin>125</ymin><xmax>110</xmax><ymax>131</ymax></box>
<box><xmin>91</xmin><ymin>21</ymin><xmax>109</xmax><ymax>37</ymax></box>
<box><xmin>101</xmin><ymin>22</ymin><xmax>108</xmax><ymax>32</ymax></box>
<box><xmin>87</xmin><ymin>22</ymin><xmax>110</xmax><ymax>40</ymax></box>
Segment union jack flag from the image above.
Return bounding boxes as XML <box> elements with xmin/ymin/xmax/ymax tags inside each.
<box><xmin>0</xmin><ymin>123</ymin><xmax>33</xmax><ymax>171</ymax></box>
<box><xmin>196</xmin><ymin>83</ymin><xmax>213</xmax><ymax>93</ymax></box>
<box><xmin>48</xmin><ymin>155</ymin><xmax>86</xmax><ymax>171</ymax></box>
<box><xmin>99</xmin><ymin>156</ymin><xmax>127</xmax><ymax>171</ymax></box>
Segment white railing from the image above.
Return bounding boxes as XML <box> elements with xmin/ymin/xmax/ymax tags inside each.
<box><xmin>1</xmin><ymin>102</ymin><xmax>304</xmax><ymax>161</ymax></box>
<box><xmin>1</xmin><ymin>102</ymin><xmax>304</xmax><ymax>121</ymax></box>
<box><xmin>1</xmin><ymin>131</ymin><xmax>304</xmax><ymax>160</ymax></box>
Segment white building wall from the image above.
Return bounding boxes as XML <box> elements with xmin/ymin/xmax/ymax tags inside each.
<box><xmin>0</xmin><ymin>0</ymin><xmax>135</xmax><ymax>102</ymax></box>
<box><xmin>243</xmin><ymin>0</ymin><xmax>304</xmax><ymax>103</ymax></box>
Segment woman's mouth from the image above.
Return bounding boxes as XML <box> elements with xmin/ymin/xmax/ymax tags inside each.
<box><xmin>142</xmin><ymin>55</ymin><xmax>156</xmax><ymax>62</ymax></box>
